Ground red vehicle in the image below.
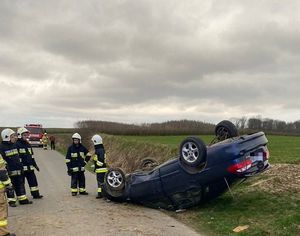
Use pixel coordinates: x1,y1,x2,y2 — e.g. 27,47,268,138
24,124,45,147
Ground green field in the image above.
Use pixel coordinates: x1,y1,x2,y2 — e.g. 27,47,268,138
120,134,300,164
118,134,300,236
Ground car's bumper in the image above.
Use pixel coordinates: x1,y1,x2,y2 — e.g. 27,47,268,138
241,161,271,177
29,141,42,146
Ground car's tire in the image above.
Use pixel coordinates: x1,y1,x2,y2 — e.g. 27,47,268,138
215,120,238,141
105,168,125,192
140,158,159,170
179,137,207,168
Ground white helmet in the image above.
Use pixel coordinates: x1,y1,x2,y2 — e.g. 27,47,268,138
91,134,102,145
72,133,81,141
17,127,29,138
1,128,16,142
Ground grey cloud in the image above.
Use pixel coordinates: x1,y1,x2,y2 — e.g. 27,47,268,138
0,0,300,127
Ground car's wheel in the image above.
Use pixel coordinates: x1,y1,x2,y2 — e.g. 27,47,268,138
179,137,207,168
215,120,238,141
140,158,159,170
105,168,125,191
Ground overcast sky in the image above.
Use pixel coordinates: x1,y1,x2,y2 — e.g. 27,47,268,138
0,0,300,127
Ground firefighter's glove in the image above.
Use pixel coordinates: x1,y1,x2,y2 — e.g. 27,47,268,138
6,185,14,196
34,165,40,172
67,169,72,176
85,154,91,163
0,170,8,182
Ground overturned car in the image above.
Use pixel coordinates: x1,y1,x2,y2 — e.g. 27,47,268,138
103,120,270,210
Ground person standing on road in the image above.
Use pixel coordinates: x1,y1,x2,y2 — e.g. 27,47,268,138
42,133,48,150
65,133,91,196
49,135,56,150
0,128,32,207
0,152,16,236
16,128,43,199
91,134,108,199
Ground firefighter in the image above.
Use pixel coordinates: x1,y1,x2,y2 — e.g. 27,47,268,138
0,128,32,206
91,134,107,199
65,133,90,196
42,133,48,150
0,152,16,236
16,128,43,199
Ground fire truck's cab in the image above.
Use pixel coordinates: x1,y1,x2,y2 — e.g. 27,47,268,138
25,124,45,147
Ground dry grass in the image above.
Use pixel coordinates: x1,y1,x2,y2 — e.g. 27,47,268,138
249,164,300,194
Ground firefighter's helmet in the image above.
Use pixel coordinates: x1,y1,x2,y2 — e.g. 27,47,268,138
91,134,102,145
17,127,29,139
1,128,16,142
72,133,81,141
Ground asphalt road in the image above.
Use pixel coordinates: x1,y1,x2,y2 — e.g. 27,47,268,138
8,148,201,236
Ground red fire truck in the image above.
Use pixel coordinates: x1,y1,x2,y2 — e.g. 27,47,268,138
25,124,45,147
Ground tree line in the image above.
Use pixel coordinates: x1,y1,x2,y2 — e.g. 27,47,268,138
75,120,215,135
76,117,300,136
232,116,300,135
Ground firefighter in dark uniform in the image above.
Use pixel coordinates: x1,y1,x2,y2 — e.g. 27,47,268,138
91,134,108,199
0,128,32,207
66,133,90,196
16,127,43,199
0,152,16,236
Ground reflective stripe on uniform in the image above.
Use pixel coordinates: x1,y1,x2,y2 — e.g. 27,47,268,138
96,161,103,167
0,219,8,227
79,188,86,192
5,149,18,156
79,152,85,158
19,148,26,154
17,195,28,201
0,183,5,190
2,179,11,186
97,188,102,193
0,158,5,165
71,153,78,158
80,167,85,171
95,168,108,173
9,170,22,176
7,198,16,203
30,186,39,192
65,159,71,163
72,167,79,172
23,165,35,171
71,188,78,193
93,155,97,161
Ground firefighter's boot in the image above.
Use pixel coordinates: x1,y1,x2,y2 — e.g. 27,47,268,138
33,195,43,199
96,192,103,199
19,199,33,205
8,202,17,207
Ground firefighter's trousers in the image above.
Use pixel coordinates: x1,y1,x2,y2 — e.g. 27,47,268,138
0,188,9,236
7,174,29,204
23,170,41,198
96,172,105,194
71,171,86,193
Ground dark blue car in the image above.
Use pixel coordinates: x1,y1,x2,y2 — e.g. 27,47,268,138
103,120,270,210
